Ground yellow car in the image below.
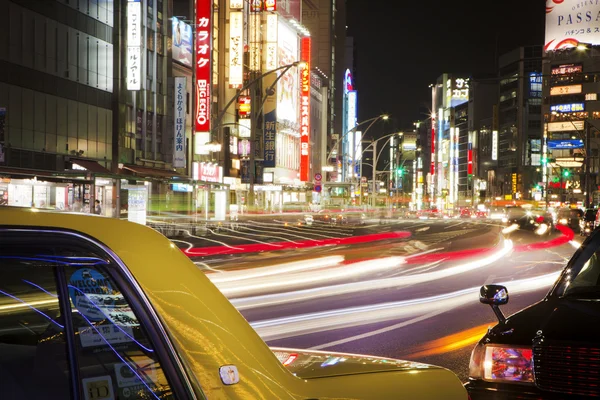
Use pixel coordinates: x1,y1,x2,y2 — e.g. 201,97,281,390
0,207,467,399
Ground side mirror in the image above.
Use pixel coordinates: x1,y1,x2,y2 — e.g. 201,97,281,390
480,284,509,305
480,284,509,323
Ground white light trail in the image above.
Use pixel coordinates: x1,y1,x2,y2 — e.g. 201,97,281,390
250,270,561,341
216,256,406,297
230,240,512,310
209,256,344,284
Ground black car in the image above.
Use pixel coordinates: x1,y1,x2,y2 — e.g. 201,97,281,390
580,208,597,237
466,229,600,399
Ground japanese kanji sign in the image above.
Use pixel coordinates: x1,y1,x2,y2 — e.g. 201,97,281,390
196,0,212,133
127,0,141,91
300,37,311,181
173,77,187,168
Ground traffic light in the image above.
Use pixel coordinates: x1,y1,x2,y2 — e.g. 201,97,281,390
563,169,570,178
541,157,548,165
396,167,404,177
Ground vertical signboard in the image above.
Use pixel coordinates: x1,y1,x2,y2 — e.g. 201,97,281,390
492,130,498,161
347,90,357,160
299,37,311,181
174,77,187,168
196,0,212,133
127,0,142,91
264,0,277,11
229,11,243,87
263,14,278,168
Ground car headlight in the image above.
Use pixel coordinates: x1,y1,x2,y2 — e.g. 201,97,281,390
559,218,568,225
469,344,534,383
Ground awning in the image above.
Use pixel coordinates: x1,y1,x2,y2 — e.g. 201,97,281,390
0,166,91,183
121,164,188,180
68,158,111,174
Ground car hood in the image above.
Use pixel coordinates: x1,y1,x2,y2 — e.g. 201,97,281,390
270,347,439,379
487,297,600,345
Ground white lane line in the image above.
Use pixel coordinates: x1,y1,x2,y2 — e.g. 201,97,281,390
309,309,448,350
416,227,430,232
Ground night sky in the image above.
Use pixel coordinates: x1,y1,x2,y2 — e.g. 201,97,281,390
346,0,546,133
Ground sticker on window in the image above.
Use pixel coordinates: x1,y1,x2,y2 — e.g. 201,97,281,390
68,269,139,327
79,325,135,348
82,375,115,400
114,361,158,398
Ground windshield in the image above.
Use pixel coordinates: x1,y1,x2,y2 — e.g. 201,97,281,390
585,210,597,220
554,242,600,298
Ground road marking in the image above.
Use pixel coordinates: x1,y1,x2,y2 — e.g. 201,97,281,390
445,222,464,229
309,309,450,350
416,227,430,232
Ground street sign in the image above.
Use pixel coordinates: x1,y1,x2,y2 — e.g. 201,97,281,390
314,173,322,181
314,184,322,192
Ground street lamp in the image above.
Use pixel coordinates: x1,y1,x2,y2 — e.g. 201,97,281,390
360,132,400,208
326,114,389,182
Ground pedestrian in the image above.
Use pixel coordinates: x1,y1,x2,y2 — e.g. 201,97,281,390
94,200,102,215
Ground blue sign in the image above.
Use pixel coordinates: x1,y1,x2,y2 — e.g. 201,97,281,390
550,103,585,113
171,183,193,192
548,139,584,150
529,72,542,98
263,109,277,168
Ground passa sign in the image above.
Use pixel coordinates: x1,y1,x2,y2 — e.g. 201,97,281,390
193,162,222,183
300,37,311,182
196,0,211,133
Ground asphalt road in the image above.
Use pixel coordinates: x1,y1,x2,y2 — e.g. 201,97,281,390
173,218,577,382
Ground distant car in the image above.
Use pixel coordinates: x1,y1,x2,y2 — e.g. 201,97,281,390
580,208,597,237
466,227,600,399
0,207,468,400
459,208,472,219
556,207,583,233
474,210,488,219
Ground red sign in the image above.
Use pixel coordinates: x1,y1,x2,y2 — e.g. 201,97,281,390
195,0,211,133
238,96,251,118
250,0,262,12
300,37,311,182
265,0,277,11
197,163,221,183
467,143,473,175
430,119,436,176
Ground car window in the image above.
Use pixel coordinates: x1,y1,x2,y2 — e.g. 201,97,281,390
0,258,72,399
0,230,178,400
556,247,600,298
65,264,176,400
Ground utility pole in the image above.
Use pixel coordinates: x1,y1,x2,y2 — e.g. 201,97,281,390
585,120,592,208
371,139,377,208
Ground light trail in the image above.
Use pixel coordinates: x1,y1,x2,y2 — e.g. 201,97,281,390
213,225,301,244
250,271,561,342
401,322,494,359
229,240,511,310
180,229,241,250
217,256,406,297
209,256,344,284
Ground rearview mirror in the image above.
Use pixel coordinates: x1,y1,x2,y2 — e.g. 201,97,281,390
480,285,509,324
479,284,509,305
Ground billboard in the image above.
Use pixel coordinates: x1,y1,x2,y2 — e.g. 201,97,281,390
195,0,212,133
299,37,311,181
550,102,585,113
173,77,187,168
126,0,142,91
277,21,299,124
172,17,193,68
545,0,600,51
229,12,244,86
548,139,584,149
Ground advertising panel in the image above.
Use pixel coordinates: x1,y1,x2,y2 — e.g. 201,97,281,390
172,17,193,68
545,0,600,51
173,77,187,168
277,21,299,124
277,0,301,20
550,102,585,113
550,84,582,96
547,120,584,132
492,130,498,161
548,139,584,149
552,64,583,75
126,0,142,91
300,37,311,181
347,90,357,159
264,110,277,167
196,0,212,133
529,72,542,98
229,12,244,87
